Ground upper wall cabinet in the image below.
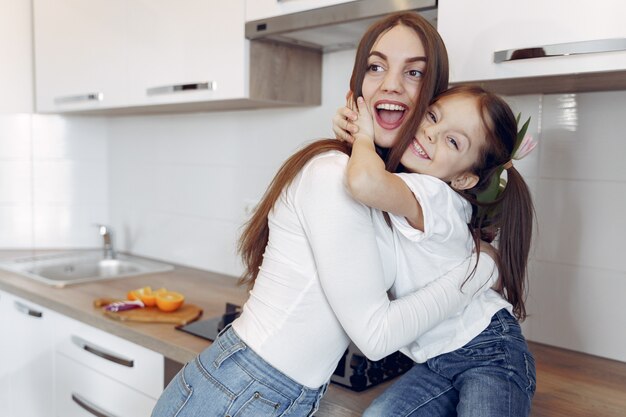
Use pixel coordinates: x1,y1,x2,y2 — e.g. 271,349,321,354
126,0,245,107
0,0,33,113
438,0,626,94
246,0,358,21
33,0,321,114
34,0,129,113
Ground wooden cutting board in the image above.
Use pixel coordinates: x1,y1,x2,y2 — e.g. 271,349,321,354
94,298,203,325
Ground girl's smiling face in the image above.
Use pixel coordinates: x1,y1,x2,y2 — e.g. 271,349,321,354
401,94,487,190
361,24,427,149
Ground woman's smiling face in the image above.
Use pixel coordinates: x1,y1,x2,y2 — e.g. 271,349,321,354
361,24,427,149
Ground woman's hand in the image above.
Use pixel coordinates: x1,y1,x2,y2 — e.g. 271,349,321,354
478,240,496,259
332,94,359,144
478,240,502,291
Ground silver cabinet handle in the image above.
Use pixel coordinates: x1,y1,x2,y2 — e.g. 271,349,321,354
54,92,104,104
14,301,43,318
494,38,626,63
72,393,119,417
71,335,134,368
146,81,216,96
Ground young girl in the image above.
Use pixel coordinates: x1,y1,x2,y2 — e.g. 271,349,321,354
347,85,536,416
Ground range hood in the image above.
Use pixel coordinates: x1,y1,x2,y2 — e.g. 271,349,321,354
245,0,438,53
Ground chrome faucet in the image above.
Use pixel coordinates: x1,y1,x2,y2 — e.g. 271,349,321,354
96,224,116,259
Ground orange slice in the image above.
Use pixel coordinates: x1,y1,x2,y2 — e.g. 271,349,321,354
127,286,168,307
155,291,185,312
140,287,168,307
127,286,152,302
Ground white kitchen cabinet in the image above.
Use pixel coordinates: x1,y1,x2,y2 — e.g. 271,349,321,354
438,0,626,88
54,313,164,400
33,0,129,113
127,0,246,107
246,0,358,21
0,288,164,417
0,291,56,417
55,353,156,417
0,0,33,113
0,291,9,416
33,0,321,114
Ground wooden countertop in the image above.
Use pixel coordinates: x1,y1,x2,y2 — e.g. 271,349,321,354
0,251,387,416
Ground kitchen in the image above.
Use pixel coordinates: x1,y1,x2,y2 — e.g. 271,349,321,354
1,0,626,416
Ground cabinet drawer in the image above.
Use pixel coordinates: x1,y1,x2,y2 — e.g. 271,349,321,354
55,315,163,399
56,353,156,417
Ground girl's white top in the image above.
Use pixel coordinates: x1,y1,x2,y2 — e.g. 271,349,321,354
391,172,511,363
233,151,505,388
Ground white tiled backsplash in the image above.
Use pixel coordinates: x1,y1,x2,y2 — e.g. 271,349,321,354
0,114,108,248
107,50,355,273
1,50,625,362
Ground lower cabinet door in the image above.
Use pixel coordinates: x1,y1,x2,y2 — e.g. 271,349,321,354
56,353,157,417
0,292,55,417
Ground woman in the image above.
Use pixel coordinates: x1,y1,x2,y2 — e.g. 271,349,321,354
151,12,497,417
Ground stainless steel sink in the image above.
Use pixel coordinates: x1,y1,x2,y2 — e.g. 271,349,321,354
0,251,173,287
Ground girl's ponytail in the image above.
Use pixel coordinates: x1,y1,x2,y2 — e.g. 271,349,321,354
495,166,535,320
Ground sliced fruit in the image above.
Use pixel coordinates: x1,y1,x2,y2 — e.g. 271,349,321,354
141,287,167,307
155,291,185,312
127,286,152,301
127,286,168,307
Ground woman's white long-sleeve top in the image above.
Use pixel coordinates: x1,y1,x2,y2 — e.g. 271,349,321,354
233,151,497,388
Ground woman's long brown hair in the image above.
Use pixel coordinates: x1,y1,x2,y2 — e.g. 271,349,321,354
238,12,449,288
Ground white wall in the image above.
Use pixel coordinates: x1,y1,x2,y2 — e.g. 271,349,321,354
516,91,626,362
107,50,355,274
0,114,109,249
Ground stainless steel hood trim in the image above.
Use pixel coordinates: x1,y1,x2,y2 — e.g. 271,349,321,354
246,0,438,51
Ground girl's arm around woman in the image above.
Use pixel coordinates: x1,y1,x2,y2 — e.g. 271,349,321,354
295,151,497,360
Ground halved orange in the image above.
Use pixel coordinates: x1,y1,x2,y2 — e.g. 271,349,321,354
155,291,185,312
127,286,152,302
140,287,168,307
127,286,168,307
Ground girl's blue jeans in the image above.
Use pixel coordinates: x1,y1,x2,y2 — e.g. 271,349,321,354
151,325,327,417
363,309,536,417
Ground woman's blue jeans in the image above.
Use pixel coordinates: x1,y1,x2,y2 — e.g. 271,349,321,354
151,326,327,417
363,309,536,417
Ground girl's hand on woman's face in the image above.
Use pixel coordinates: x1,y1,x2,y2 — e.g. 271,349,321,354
353,97,375,143
332,105,359,144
